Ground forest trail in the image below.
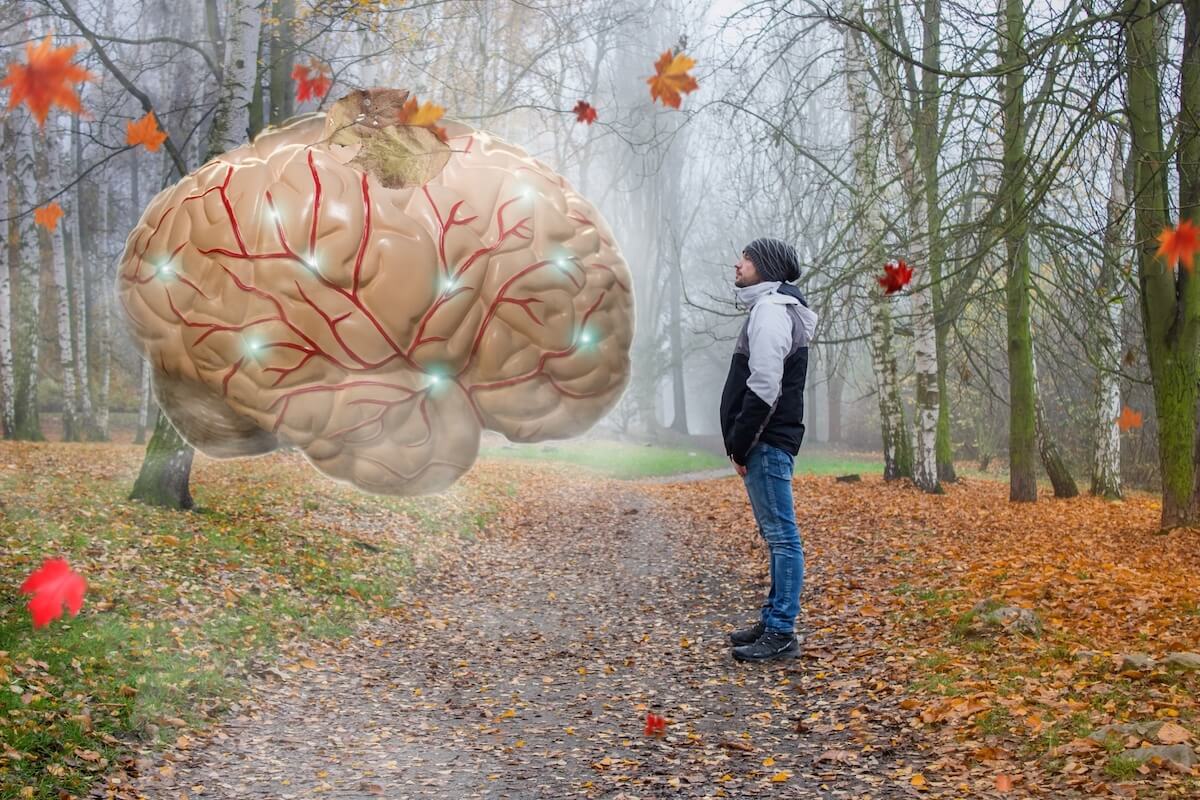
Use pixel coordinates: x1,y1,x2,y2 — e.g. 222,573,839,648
131,472,925,799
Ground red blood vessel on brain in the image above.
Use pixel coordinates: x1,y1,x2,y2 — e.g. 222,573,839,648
117,89,634,496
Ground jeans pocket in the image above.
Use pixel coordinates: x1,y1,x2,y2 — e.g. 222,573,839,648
764,446,795,480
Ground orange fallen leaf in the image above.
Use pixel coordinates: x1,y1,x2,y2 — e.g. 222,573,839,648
910,773,927,788
995,774,1014,792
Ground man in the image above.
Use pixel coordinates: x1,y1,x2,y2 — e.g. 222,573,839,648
719,237,818,662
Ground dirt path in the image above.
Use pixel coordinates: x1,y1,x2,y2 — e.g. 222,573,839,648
132,474,927,799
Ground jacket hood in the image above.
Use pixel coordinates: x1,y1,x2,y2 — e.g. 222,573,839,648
735,281,819,342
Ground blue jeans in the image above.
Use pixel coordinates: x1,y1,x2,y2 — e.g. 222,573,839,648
741,442,804,633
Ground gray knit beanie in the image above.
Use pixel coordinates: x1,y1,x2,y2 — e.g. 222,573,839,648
743,237,801,283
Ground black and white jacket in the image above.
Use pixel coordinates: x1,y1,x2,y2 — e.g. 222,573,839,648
719,281,819,466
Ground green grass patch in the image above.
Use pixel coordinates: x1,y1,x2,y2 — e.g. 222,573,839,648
1104,754,1145,780
0,443,518,800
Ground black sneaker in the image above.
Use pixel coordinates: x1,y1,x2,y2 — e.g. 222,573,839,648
729,621,765,646
732,631,800,662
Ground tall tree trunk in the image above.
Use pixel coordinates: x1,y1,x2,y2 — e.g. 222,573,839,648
1032,346,1079,497
135,358,151,445
873,3,939,493
1000,0,1038,502
268,0,295,125
0,120,15,438
1125,0,1200,529
667,262,688,434
844,0,912,479
1092,129,1128,499
826,363,843,443
41,133,79,441
70,113,96,438
129,413,195,509
917,0,957,483
207,0,263,159
13,127,44,441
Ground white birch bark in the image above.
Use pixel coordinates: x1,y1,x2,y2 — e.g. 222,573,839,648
136,357,151,444
71,115,94,434
844,0,909,479
17,127,41,433
871,5,940,492
48,140,79,439
1093,130,1127,498
207,0,264,158
0,121,14,437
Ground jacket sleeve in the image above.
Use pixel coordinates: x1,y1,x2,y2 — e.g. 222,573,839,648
727,303,791,464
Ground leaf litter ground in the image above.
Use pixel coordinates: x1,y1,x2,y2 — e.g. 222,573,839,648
3,442,1199,798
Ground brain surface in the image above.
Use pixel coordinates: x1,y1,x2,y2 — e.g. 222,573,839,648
117,90,634,496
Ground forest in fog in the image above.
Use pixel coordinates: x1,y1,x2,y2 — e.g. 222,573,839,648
2,0,1198,527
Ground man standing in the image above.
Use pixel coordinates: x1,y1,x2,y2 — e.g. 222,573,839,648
719,238,818,662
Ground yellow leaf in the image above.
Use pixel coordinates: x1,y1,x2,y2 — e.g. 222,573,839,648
911,773,927,787
762,757,776,767
498,708,516,719
770,771,792,782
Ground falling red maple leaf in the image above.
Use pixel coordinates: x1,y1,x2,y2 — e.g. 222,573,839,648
647,49,699,109
0,35,96,127
126,111,167,152
34,201,64,232
1116,406,1143,432
20,558,87,628
573,100,598,125
878,259,913,295
1156,219,1199,272
644,712,667,736
292,61,332,103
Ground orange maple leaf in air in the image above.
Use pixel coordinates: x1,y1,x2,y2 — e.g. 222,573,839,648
1156,219,1199,272
126,111,167,152
397,95,448,142
34,202,64,232
1,35,96,127
647,49,699,109
1116,406,1142,432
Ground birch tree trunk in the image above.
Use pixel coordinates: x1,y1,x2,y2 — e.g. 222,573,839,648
206,0,263,159
70,113,95,438
916,0,957,483
49,208,79,442
872,3,939,493
1124,0,1200,529
0,120,15,438
844,0,912,480
1092,130,1128,499
135,358,151,445
13,126,43,441
999,0,1038,502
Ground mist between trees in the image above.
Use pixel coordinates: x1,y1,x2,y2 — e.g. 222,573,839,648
1,0,1196,528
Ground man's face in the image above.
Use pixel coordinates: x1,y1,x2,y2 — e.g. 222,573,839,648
734,253,761,288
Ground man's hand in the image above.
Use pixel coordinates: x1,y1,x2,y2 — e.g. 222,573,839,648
731,456,747,477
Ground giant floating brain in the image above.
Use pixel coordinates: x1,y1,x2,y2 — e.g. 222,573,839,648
117,89,634,496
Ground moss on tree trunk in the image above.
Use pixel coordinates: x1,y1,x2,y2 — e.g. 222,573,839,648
129,413,194,510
